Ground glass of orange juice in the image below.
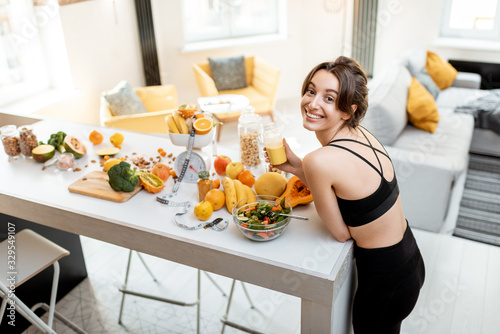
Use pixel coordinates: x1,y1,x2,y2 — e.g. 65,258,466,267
263,123,287,165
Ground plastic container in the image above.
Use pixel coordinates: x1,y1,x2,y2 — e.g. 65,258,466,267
238,106,262,169
263,123,287,165
18,125,38,158
56,153,75,170
1,125,21,159
197,171,212,202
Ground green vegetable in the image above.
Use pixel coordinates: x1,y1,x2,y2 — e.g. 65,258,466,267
107,161,141,192
40,131,67,152
236,198,291,229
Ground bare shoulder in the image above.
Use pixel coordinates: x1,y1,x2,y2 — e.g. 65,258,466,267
303,146,343,174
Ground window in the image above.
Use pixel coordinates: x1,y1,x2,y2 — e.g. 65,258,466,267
440,0,500,40
0,0,71,108
182,0,286,50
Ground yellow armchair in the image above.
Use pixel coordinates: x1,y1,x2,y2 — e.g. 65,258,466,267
100,84,178,134
193,56,280,140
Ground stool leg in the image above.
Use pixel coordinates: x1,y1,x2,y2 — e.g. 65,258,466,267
47,261,60,328
197,269,201,334
118,250,133,324
136,252,159,282
221,279,236,334
240,282,255,309
0,293,7,326
203,271,226,297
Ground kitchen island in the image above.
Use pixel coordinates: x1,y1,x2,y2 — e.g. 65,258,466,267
0,116,354,333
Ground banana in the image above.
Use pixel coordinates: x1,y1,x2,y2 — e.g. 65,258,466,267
173,111,189,134
232,179,246,206
222,177,237,213
243,184,257,204
166,115,180,133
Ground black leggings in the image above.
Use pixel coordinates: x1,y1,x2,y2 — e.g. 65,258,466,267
352,222,425,334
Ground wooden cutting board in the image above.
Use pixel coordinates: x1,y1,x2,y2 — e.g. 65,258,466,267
68,171,142,202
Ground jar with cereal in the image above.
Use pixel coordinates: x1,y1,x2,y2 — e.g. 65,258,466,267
238,106,262,169
18,125,38,158
1,125,21,160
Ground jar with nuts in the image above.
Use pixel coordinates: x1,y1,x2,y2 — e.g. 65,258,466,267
18,125,38,158
237,106,263,169
1,125,21,160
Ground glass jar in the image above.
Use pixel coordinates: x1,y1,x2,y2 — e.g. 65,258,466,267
18,125,38,158
197,171,212,202
263,123,287,165
238,106,263,169
57,153,75,170
1,125,21,159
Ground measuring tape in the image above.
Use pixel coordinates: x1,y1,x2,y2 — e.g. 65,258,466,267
157,119,228,231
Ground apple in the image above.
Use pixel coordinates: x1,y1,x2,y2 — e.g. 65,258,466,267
214,155,232,175
226,161,244,179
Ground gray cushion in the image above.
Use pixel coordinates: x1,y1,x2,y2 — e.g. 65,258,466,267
208,56,247,91
103,81,147,116
362,63,412,145
415,69,440,99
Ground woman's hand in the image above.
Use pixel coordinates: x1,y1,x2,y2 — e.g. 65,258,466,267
264,138,307,183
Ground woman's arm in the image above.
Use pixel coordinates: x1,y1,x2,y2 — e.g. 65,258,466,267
302,151,352,243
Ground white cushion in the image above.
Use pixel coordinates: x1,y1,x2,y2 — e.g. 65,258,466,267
436,87,489,109
397,44,426,76
103,81,147,116
362,63,412,145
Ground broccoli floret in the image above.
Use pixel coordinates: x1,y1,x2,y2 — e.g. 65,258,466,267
46,131,67,152
107,161,141,192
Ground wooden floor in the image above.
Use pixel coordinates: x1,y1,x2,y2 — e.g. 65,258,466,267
24,97,500,333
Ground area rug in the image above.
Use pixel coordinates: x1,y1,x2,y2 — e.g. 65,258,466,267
454,153,500,247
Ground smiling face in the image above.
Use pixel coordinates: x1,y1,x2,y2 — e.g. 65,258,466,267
300,69,350,137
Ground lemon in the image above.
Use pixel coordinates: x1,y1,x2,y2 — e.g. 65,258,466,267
110,132,124,148
194,200,213,221
103,158,121,172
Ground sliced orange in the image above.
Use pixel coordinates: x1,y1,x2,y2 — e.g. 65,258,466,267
193,118,213,135
139,172,165,194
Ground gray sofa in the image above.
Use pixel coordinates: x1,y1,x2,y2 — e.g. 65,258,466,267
362,46,486,233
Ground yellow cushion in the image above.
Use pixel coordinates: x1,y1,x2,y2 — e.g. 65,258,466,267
407,77,440,133
425,51,458,90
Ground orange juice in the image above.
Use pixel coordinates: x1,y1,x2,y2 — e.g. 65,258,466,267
266,144,287,165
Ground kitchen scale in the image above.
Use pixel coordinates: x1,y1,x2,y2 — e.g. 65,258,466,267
174,149,210,183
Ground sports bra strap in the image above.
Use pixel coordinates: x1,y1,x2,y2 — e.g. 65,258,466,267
359,128,383,174
328,138,391,160
327,144,384,177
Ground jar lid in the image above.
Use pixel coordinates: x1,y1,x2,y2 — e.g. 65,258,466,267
198,171,210,179
238,106,262,124
0,125,17,135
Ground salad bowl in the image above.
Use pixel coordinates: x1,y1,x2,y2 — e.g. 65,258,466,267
232,195,292,242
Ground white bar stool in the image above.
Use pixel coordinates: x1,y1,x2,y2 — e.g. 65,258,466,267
118,250,228,334
0,229,86,333
220,279,259,334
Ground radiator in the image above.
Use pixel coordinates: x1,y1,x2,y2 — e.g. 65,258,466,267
352,0,379,77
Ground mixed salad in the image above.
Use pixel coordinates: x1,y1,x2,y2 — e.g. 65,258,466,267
235,197,291,229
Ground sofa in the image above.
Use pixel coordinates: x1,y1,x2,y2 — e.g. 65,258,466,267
362,46,486,233
100,84,178,134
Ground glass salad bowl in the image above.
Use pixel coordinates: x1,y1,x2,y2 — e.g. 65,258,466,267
232,195,292,242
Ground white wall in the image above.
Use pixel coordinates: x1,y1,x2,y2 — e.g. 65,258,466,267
36,0,348,125
373,0,500,75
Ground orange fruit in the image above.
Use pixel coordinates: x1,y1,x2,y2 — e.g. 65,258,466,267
193,118,213,135
212,178,220,189
237,170,255,187
139,172,165,194
195,113,205,119
204,189,225,211
194,200,213,221
89,130,103,145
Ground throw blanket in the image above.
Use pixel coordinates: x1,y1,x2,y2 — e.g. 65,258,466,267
455,89,500,135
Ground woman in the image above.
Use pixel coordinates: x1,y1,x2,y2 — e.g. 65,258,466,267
268,56,425,333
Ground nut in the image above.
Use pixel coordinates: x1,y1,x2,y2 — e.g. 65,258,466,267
239,132,260,167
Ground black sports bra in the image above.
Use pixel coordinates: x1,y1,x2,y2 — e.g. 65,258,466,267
327,128,399,227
